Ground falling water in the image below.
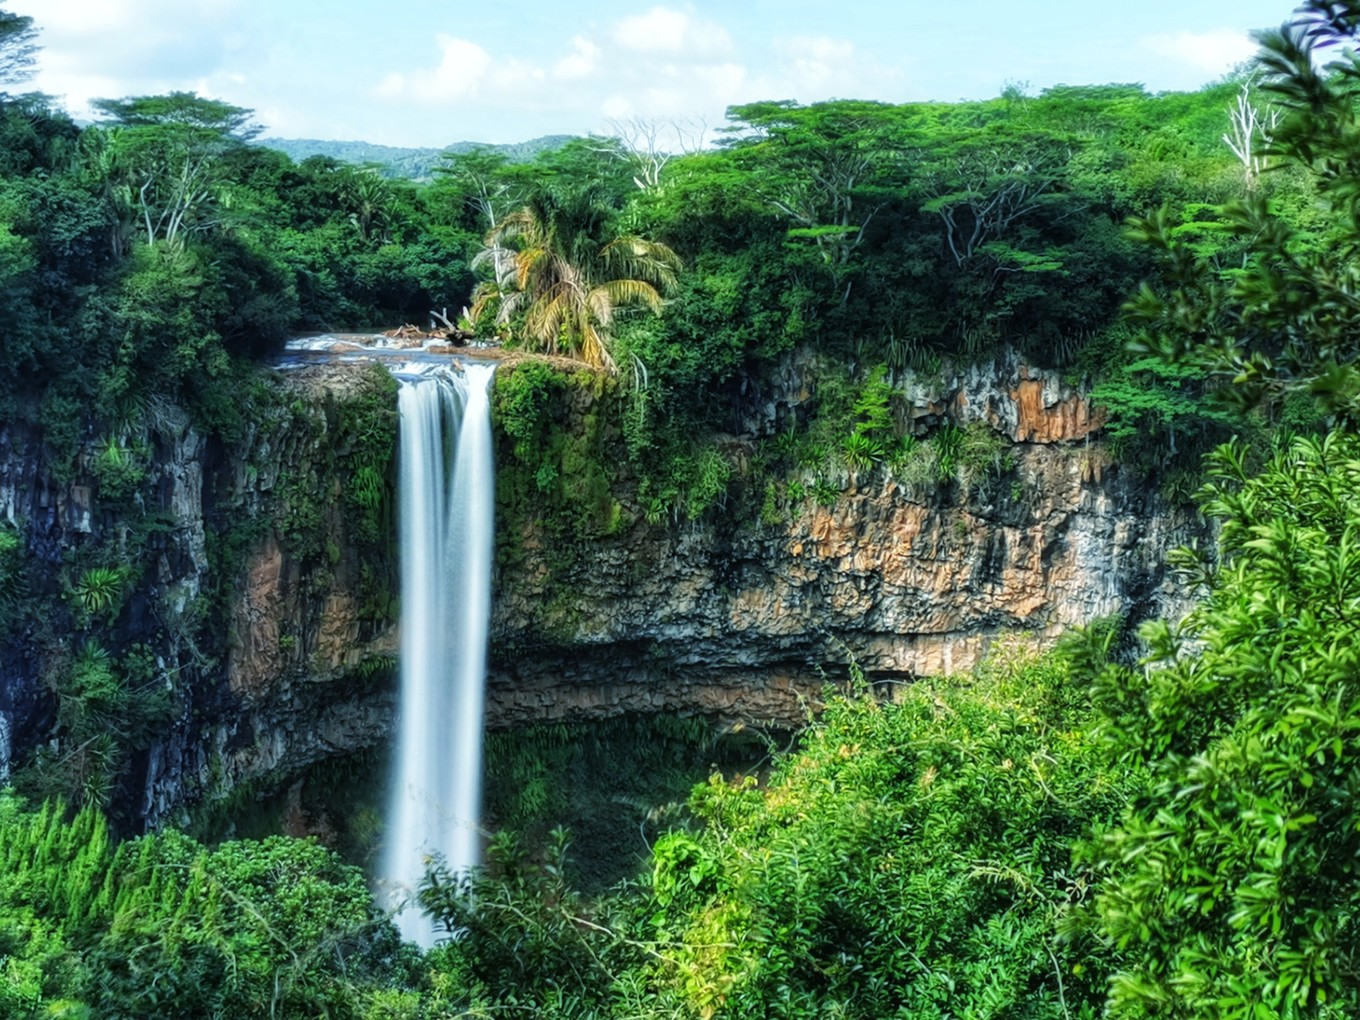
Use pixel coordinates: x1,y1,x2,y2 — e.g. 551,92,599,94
382,360,496,948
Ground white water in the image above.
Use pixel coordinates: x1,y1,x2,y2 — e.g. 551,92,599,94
382,360,496,947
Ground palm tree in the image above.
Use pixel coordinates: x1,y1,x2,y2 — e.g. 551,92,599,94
471,190,681,372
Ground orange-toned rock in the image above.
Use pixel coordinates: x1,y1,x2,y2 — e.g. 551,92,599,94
1011,376,1104,442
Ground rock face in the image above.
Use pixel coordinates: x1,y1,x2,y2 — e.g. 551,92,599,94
0,365,399,828
0,347,1203,826
490,349,1198,725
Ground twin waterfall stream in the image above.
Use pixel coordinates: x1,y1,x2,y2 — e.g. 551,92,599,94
381,360,496,947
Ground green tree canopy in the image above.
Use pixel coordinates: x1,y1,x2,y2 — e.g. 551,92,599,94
1126,1,1360,424
1092,434,1360,1017
90,91,261,140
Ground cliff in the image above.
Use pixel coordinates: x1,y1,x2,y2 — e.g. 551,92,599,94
0,364,399,827
491,348,1198,723
0,348,1201,826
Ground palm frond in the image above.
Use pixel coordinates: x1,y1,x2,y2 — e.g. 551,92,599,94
525,290,573,351
481,200,681,373
577,319,616,373
595,279,665,314
601,236,683,293
468,281,500,323
486,206,540,247
515,246,552,291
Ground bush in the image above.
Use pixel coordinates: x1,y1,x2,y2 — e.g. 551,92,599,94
649,645,1138,1019
1091,433,1360,1017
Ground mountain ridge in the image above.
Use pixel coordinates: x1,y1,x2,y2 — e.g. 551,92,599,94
259,134,575,179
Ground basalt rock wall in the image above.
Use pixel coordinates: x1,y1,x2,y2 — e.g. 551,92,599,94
0,348,1201,827
0,365,399,828
489,348,1200,723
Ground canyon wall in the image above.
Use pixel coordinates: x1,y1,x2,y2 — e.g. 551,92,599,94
0,365,399,827
0,349,1203,826
491,348,1200,723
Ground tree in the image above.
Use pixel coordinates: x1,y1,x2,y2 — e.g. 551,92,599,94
722,100,909,299
649,646,1133,1019
335,164,400,244
1088,5,1360,1013
1222,80,1280,192
90,91,261,139
432,146,520,230
90,92,259,249
604,115,707,192
1126,2,1360,424
0,8,37,91
471,189,681,371
0,794,407,1018
920,125,1074,267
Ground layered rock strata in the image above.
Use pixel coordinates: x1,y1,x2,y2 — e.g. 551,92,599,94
0,349,1200,826
492,349,1193,725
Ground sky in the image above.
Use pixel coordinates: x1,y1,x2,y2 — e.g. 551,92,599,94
9,0,1301,148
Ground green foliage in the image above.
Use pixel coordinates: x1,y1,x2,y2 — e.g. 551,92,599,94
1123,5,1360,426
37,638,173,807
472,186,681,371
647,644,1134,1019
67,566,127,620
493,362,625,549
0,793,408,1019
761,362,914,496
1085,37,1360,1013
411,648,1142,1019
835,364,900,473
420,828,645,1018
89,436,148,503
333,365,399,548
496,357,565,460
482,715,764,893
0,522,26,635
6,25,1356,1019
679,447,732,520
1092,356,1247,484
1089,433,1360,1017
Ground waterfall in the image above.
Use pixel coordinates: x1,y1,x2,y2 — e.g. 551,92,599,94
382,360,496,948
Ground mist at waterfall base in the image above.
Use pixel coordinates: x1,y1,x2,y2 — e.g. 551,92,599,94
381,361,496,948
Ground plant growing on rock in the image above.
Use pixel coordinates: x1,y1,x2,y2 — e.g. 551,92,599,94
68,565,128,620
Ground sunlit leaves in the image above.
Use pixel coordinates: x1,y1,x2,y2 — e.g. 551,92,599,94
1094,433,1360,1018
650,645,1136,1018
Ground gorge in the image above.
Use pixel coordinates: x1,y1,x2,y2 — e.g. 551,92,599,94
0,343,1199,832
7,10,1360,1007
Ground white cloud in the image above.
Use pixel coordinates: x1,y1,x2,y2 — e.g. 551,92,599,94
601,94,634,119
554,36,600,81
775,36,857,90
367,6,910,143
29,0,132,34
1141,28,1258,75
692,62,747,96
375,34,494,103
746,35,903,106
13,0,246,116
371,9,749,136
612,6,732,59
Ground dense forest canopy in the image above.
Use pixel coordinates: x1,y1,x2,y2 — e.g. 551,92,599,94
4,0,1360,1017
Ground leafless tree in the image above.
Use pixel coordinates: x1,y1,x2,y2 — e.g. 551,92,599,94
1223,82,1280,192
604,116,709,191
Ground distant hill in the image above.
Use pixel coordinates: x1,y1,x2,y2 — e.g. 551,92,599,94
259,135,575,180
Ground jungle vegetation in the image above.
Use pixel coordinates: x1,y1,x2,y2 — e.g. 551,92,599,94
4,0,1360,1017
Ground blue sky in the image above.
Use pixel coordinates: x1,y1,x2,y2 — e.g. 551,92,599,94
12,1,1297,146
